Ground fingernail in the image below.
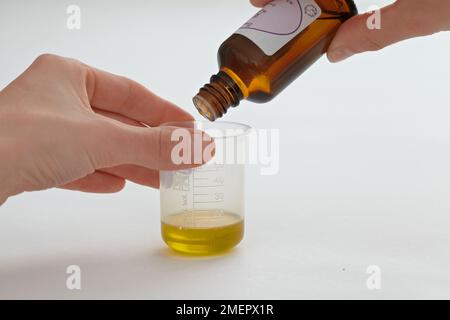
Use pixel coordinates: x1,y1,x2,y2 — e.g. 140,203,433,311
328,47,353,63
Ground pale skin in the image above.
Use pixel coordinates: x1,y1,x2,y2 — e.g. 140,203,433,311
1,1,450,205
0,54,213,206
250,0,450,62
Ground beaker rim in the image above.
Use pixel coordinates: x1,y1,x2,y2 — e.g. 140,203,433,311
160,120,252,139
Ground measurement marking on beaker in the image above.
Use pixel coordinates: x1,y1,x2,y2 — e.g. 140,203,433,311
193,193,209,196
193,177,208,180
193,200,224,204
194,185,224,188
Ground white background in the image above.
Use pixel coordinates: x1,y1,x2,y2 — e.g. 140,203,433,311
1,0,449,299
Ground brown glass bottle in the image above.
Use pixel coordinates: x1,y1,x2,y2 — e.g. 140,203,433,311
193,0,357,121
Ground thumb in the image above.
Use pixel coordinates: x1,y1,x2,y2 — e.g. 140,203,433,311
90,121,215,171
327,2,440,63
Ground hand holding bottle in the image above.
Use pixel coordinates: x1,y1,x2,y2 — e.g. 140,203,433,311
194,0,357,120
251,0,450,62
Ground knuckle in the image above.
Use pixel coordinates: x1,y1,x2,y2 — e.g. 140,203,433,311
78,117,119,167
363,36,384,52
32,53,61,66
147,127,170,169
149,127,164,168
121,126,164,169
31,54,85,75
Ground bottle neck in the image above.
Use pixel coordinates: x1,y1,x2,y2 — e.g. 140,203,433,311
193,71,244,121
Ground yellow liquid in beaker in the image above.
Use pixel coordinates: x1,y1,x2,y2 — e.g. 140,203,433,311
161,210,244,255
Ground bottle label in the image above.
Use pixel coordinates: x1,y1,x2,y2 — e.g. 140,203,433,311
235,0,322,56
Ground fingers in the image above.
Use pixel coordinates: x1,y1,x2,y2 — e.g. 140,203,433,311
92,110,161,188
100,165,160,189
61,171,126,193
88,121,215,171
93,108,144,127
250,0,271,7
85,67,193,126
328,1,443,62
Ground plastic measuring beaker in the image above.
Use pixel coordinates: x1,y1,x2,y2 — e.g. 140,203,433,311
160,121,250,255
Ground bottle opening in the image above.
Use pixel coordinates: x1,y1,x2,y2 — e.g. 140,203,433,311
193,91,221,122
193,71,243,121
